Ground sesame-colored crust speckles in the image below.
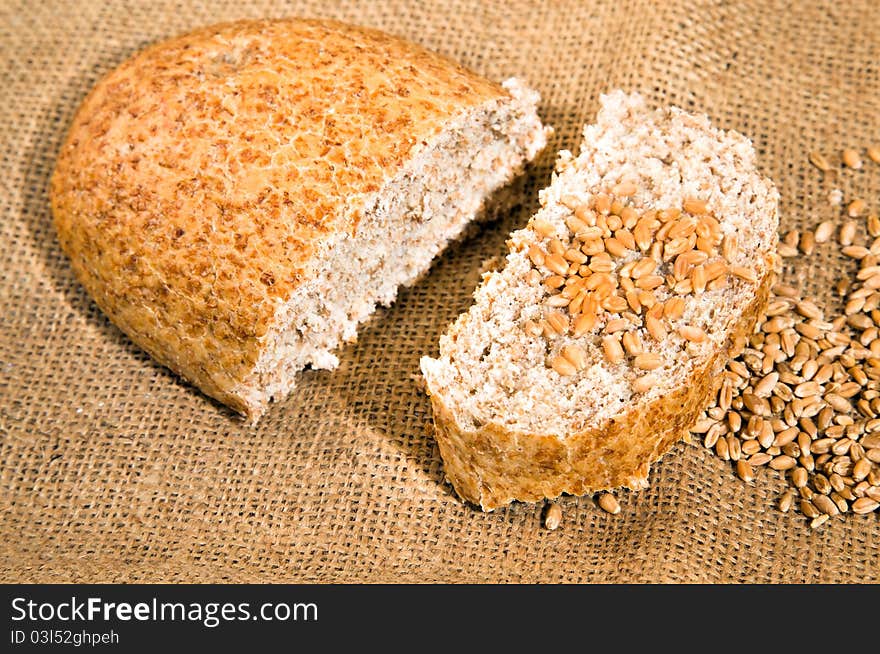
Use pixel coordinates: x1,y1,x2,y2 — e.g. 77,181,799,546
51,18,506,415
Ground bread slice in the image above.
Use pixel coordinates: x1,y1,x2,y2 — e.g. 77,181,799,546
420,90,779,510
51,18,549,419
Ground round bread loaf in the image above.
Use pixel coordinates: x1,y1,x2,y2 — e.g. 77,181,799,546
51,18,548,418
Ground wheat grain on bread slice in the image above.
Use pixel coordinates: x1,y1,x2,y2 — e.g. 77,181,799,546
50,18,549,420
420,90,779,510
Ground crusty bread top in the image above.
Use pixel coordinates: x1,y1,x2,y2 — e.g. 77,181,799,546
422,91,779,436
51,18,509,405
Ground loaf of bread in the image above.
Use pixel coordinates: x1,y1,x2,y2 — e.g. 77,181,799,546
420,91,779,509
51,18,549,419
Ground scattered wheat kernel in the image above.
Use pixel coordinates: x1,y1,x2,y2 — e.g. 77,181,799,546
851,497,879,514
525,269,542,286
618,206,638,226
800,499,821,518
636,274,665,290
559,194,581,210
561,344,588,371
646,315,667,341
564,248,589,264
722,234,737,261
791,466,808,488
730,265,757,282
691,264,707,293
632,374,656,393
840,220,857,245
809,151,831,171
704,261,727,282
813,494,839,516
550,354,578,376
862,435,880,449
778,243,799,258
572,310,597,337
604,237,627,257
664,297,686,320
544,253,570,276
848,199,867,218
754,371,779,397
799,230,816,255
770,455,797,471
544,503,563,530
602,335,625,363
545,311,569,335
578,226,604,241
544,275,566,290
715,438,730,461
810,514,830,529
601,294,629,313
532,218,556,238
523,320,543,337
545,294,572,308
773,429,799,449
683,197,708,215
852,458,871,482
570,199,592,218
604,318,628,334
634,353,662,370
857,265,880,280
842,148,862,169
814,221,834,243
736,459,755,483
727,411,742,432
566,214,589,235
593,194,612,215
597,492,621,515
665,238,691,260
668,217,697,241
549,238,566,255
703,426,723,451
612,180,637,197
726,435,742,462
779,490,795,513
842,245,869,259
622,331,643,356
638,290,657,309
867,146,880,163
528,244,546,266
679,325,707,342
625,290,641,312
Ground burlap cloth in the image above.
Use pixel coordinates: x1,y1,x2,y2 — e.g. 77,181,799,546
1,0,878,584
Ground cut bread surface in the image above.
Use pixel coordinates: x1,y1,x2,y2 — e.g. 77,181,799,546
421,90,779,509
248,80,548,411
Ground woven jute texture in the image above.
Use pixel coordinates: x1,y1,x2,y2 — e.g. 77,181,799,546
1,0,878,583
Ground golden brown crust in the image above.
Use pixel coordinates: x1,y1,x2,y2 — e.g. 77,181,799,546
428,261,775,510
51,18,507,414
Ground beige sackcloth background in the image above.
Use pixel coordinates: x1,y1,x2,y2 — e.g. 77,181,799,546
1,0,878,583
